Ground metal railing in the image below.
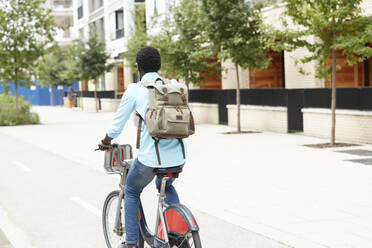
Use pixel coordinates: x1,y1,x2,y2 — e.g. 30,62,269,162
111,28,124,40
53,0,72,8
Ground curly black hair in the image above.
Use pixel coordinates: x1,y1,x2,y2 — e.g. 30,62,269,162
136,46,161,73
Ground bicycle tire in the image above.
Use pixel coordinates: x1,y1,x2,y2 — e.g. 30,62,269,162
102,190,144,248
169,231,202,248
191,231,202,248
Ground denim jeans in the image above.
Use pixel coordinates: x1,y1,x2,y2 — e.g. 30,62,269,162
124,158,180,245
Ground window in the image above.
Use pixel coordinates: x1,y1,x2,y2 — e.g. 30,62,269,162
154,0,158,16
110,9,124,40
78,5,83,19
89,0,103,13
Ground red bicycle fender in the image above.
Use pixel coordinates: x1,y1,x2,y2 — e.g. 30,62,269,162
163,204,199,236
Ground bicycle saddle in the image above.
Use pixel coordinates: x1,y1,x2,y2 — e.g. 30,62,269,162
153,166,183,178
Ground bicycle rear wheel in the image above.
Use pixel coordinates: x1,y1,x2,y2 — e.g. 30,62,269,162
102,191,145,248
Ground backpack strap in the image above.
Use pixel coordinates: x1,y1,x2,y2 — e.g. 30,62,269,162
155,77,165,85
153,137,162,165
139,80,151,87
178,138,186,159
136,112,143,149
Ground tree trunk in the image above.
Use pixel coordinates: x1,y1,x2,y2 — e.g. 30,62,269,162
14,81,18,111
331,49,337,145
79,82,83,110
79,92,83,110
60,89,63,107
94,88,98,113
50,86,55,106
235,63,241,133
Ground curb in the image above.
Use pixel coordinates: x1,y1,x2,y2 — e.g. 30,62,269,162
0,229,13,248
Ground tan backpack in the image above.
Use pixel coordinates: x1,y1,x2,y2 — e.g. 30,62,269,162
136,78,195,165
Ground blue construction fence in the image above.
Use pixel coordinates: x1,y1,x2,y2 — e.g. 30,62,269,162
0,82,78,106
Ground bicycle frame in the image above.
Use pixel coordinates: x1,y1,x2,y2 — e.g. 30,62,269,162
113,161,199,248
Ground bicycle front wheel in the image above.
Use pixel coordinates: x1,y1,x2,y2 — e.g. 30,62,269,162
102,190,144,248
103,190,124,248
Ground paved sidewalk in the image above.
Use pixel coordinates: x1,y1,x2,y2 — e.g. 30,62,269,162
1,106,372,248
0,229,12,248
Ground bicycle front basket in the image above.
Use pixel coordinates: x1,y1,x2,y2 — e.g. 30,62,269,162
103,144,133,174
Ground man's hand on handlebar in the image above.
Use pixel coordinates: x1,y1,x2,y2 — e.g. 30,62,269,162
95,134,113,151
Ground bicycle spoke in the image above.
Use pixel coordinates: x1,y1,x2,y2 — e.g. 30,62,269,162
103,192,125,248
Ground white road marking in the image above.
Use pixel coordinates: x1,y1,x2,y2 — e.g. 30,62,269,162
0,206,35,248
71,197,115,223
71,197,102,218
11,160,31,172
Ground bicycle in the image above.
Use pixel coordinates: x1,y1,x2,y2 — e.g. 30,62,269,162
100,143,202,248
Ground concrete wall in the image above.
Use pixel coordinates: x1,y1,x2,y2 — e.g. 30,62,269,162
100,98,121,112
361,0,372,16
284,47,324,89
227,105,287,133
262,5,324,89
302,108,372,144
189,103,219,124
81,97,98,112
63,97,69,107
104,64,118,91
218,4,326,89
221,59,250,89
123,58,133,88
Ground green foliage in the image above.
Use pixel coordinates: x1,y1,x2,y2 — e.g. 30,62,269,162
63,35,113,86
277,0,372,79
59,42,84,82
202,0,271,70
126,5,148,75
0,0,57,89
151,0,220,85
0,94,39,126
36,46,73,88
126,0,220,86
78,35,114,84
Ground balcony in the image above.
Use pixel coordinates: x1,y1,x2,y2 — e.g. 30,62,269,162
53,0,72,9
111,28,124,40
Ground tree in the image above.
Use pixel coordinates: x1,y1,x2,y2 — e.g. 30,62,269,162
126,0,219,87
59,40,86,109
151,0,220,86
0,0,57,110
126,4,149,77
37,46,73,106
202,0,271,132
278,0,372,145
77,35,114,112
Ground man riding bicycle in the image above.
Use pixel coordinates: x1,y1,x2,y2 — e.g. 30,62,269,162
99,46,186,248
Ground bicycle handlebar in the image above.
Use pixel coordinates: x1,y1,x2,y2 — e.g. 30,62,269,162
94,142,119,151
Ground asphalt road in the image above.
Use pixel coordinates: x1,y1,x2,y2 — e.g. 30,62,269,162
3,106,372,248
0,131,288,248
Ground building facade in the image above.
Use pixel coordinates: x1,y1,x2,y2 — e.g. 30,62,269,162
71,0,145,96
45,0,74,46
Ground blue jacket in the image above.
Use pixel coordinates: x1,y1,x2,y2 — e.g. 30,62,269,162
107,72,186,167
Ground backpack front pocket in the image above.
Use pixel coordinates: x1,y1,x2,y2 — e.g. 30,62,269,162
159,106,190,137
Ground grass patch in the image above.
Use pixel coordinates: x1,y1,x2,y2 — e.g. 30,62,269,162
0,94,40,126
